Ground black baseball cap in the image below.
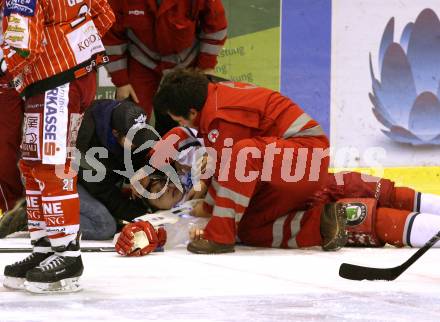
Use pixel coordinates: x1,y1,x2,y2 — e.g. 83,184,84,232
111,100,157,147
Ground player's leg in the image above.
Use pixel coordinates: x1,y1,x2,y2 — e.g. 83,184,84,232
78,183,117,240
128,59,160,119
233,136,341,251
21,73,96,293
128,59,177,134
3,160,53,290
376,208,440,247
24,161,83,293
237,202,346,251
316,171,440,214
188,136,340,253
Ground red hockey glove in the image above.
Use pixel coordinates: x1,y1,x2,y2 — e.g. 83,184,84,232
115,221,167,257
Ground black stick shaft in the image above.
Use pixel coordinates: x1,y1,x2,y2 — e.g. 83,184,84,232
339,230,440,281
399,231,440,272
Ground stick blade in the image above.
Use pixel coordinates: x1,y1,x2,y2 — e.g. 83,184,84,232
339,263,400,281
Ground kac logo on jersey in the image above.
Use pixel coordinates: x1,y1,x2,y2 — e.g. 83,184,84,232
345,202,367,226
4,0,36,17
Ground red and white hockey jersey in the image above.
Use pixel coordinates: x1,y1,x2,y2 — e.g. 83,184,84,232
1,0,115,97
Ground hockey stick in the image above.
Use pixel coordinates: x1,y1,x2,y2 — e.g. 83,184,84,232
339,230,440,281
0,247,116,253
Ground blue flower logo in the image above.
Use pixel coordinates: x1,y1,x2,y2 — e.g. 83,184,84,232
370,9,440,145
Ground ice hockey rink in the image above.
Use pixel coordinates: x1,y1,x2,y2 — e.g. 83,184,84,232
1,237,440,322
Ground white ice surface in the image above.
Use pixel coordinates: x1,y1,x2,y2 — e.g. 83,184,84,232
0,238,440,322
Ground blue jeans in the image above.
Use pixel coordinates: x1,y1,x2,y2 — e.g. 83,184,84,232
79,184,117,240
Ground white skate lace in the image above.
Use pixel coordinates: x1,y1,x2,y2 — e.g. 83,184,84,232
37,255,65,271
15,253,37,265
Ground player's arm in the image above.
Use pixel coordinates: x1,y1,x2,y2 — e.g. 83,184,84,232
199,119,253,213
1,1,45,74
196,0,228,71
90,0,115,37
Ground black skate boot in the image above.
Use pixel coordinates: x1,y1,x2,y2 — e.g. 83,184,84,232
321,203,348,251
24,235,83,294
3,237,53,290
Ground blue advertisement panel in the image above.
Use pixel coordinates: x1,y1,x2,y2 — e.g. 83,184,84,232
280,0,332,135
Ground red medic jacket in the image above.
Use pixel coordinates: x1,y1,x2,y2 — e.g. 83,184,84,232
195,82,329,155
102,0,228,87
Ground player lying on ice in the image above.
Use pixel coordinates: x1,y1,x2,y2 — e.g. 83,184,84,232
117,169,440,256
115,69,440,256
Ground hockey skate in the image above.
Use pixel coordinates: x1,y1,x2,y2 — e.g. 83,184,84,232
24,254,84,294
3,237,53,290
321,202,348,251
24,234,84,294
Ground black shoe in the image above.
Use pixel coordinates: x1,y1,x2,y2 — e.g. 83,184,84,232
187,239,235,254
3,237,53,290
321,203,348,251
0,198,27,238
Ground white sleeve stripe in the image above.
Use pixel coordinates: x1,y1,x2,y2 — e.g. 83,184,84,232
26,190,42,195
199,28,227,41
41,194,79,202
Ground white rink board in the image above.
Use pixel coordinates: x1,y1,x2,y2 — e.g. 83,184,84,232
331,0,440,167
1,241,440,322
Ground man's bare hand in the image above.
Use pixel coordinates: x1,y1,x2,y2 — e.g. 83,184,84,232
189,226,204,241
190,200,211,218
186,180,208,200
116,84,139,103
201,68,215,75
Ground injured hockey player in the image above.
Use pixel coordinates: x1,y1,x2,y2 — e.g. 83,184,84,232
116,169,440,256
114,117,440,256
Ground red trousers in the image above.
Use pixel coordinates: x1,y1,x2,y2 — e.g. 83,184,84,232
0,87,24,212
205,159,419,248
20,73,96,248
127,58,179,135
203,135,330,247
127,58,160,119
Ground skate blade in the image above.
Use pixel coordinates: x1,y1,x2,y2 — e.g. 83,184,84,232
3,277,26,290
24,277,82,294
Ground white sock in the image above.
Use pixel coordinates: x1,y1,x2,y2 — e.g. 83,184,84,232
416,193,440,215
403,212,440,247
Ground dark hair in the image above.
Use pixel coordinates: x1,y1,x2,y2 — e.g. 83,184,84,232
153,69,209,118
